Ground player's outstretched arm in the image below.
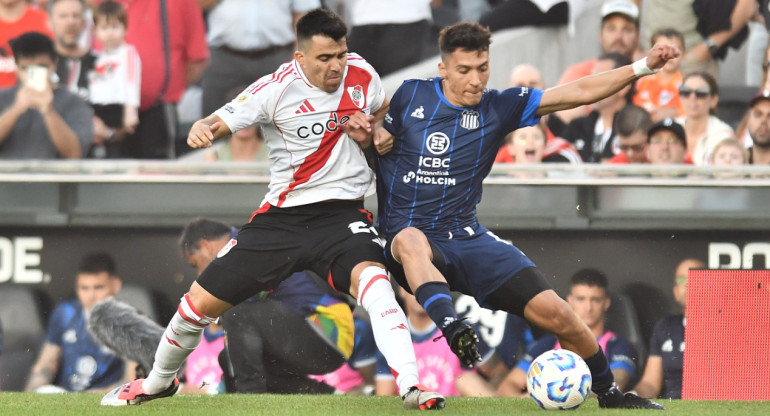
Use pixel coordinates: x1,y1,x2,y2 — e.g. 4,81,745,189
187,114,232,149
536,43,680,116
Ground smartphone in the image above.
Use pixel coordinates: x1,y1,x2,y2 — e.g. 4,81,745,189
25,65,48,92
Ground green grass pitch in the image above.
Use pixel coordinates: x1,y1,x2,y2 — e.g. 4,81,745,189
1,393,768,416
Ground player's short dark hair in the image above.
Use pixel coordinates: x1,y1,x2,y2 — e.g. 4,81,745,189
179,217,232,256
570,268,609,290
615,104,652,137
78,252,117,276
597,52,632,70
296,8,347,44
651,27,685,50
10,32,56,63
94,0,128,27
438,22,492,57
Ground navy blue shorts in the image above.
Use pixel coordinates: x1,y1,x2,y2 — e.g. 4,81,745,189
385,224,550,315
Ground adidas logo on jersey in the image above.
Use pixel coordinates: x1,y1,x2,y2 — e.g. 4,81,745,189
411,106,425,119
295,99,316,114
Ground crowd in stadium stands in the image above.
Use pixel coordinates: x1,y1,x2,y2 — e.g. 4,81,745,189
0,0,768,399
0,0,767,168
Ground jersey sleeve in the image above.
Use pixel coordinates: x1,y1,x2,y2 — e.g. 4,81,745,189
125,44,142,108
606,337,639,379
495,87,543,132
45,303,71,347
213,78,273,133
383,79,420,137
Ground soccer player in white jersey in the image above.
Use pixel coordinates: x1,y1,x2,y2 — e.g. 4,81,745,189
101,9,444,410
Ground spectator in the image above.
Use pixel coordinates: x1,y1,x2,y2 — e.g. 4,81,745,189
95,0,208,159
24,252,135,393
563,52,633,163
179,218,357,394
497,268,639,396
347,0,434,76
745,90,770,165
496,125,548,178
506,63,581,162
558,0,641,84
709,137,748,177
50,0,94,101
633,258,705,400
0,31,94,159
375,286,496,397
646,117,688,165
608,104,653,164
555,0,640,125
633,28,686,122
640,0,754,78
199,0,318,116
675,71,734,165
89,0,141,156
0,0,53,88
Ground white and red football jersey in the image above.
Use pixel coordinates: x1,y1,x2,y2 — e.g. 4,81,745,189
89,43,141,107
214,53,385,208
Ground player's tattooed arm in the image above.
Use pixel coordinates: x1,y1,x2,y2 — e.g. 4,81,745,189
24,342,62,392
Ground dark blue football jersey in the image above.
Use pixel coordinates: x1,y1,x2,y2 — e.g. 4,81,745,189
376,78,542,237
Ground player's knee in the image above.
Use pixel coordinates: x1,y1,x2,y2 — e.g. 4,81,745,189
541,300,582,338
392,227,431,262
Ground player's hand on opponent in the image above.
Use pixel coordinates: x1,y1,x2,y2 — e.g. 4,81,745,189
645,43,681,71
187,119,222,149
341,111,375,145
374,127,394,155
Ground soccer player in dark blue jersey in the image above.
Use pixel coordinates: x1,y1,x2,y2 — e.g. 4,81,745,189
374,22,677,410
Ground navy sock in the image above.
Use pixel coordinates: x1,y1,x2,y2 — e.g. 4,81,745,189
414,281,457,330
584,347,615,394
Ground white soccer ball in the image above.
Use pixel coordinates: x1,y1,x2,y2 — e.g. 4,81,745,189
526,349,592,410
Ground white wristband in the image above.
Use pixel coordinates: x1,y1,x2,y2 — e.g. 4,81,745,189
632,57,660,77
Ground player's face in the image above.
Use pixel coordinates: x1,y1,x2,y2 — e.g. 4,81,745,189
50,0,85,49
599,15,638,57
748,101,770,147
76,272,119,312
438,48,490,107
567,284,609,330
296,35,348,93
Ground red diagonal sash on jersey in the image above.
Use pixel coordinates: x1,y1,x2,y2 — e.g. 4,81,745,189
276,66,372,206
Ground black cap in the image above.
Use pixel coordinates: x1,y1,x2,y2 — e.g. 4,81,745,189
647,118,686,147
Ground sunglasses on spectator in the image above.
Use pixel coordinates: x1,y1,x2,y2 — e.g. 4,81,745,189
678,87,710,99
620,144,646,152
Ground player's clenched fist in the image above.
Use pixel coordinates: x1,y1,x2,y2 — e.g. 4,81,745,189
187,120,221,149
645,43,681,71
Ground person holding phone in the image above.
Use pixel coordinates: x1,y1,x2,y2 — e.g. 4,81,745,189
0,31,93,159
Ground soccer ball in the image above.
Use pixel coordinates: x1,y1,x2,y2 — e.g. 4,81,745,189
526,349,592,410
